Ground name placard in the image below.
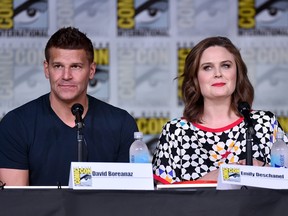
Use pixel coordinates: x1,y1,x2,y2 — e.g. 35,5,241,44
68,162,154,190
217,164,288,190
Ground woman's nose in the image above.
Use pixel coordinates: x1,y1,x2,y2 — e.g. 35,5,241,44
214,67,222,77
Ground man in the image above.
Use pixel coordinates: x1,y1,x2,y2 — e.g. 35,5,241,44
0,27,138,186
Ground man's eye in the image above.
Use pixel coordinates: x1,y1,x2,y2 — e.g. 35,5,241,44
72,65,81,69
53,65,62,69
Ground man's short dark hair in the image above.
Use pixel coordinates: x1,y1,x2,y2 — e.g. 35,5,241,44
45,26,94,63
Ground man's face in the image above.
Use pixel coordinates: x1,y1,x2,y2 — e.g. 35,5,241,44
44,48,96,104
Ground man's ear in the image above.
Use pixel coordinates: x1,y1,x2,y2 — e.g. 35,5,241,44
89,62,96,79
43,60,49,79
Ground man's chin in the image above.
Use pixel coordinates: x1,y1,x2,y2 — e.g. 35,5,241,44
57,94,79,104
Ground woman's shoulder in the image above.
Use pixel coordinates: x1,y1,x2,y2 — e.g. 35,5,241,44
251,110,279,129
163,117,195,131
251,109,277,119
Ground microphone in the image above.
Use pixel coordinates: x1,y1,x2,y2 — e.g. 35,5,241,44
71,103,84,129
71,103,86,162
237,102,251,125
238,101,254,166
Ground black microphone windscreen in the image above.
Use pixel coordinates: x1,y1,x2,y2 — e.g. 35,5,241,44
237,102,250,115
71,103,84,116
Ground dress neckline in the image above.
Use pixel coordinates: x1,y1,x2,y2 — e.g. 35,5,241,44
192,117,244,133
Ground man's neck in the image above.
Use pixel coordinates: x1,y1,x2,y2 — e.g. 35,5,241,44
49,93,89,128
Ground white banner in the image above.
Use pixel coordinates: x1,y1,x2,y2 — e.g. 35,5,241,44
68,162,154,190
218,164,288,190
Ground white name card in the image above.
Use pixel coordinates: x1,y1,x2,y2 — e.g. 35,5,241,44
217,164,288,190
68,162,154,190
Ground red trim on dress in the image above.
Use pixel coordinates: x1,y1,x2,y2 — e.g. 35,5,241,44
154,174,217,185
174,180,217,184
153,174,171,184
193,117,244,133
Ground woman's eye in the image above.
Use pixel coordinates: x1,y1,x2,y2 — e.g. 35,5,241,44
203,66,211,71
223,64,230,69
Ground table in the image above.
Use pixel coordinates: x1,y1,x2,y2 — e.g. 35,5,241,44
0,187,287,216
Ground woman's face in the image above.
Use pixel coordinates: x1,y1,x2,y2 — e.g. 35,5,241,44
197,46,237,102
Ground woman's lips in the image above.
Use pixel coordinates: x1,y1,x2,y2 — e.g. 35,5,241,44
212,83,225,87
212,82,225,87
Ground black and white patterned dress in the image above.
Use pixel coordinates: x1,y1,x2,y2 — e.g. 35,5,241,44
152,110,288,184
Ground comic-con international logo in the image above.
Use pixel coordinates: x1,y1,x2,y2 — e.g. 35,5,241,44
278,114,288,132
222,167,241,182
73,167,92,186
135,114,170,156
88,44,110,102
0,0,48,37
117,0,169,36
238,0,288,36
177,44,192,106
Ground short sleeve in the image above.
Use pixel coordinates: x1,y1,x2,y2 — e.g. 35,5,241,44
0,111,29,169
117,111,139,162
152,120,182,184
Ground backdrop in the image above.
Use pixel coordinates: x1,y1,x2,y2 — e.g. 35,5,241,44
0,0,287,154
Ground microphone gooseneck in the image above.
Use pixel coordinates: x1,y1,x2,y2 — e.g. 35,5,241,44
71,103,86,162
238,101,254,166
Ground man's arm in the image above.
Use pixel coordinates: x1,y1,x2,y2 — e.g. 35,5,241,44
117,112,139,162
0,168,29,186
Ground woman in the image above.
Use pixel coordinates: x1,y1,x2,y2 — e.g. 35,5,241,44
152,36,288,184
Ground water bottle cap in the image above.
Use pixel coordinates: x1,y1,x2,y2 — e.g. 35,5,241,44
134,132,143,139
276,131,284,139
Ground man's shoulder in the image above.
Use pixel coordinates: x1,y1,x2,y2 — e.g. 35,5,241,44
87,96,137,129
13,94,48,112
88,96,129,115
4,94,48,119
0,94,49,128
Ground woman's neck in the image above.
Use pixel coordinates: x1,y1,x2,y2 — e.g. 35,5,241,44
200,100,239,128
